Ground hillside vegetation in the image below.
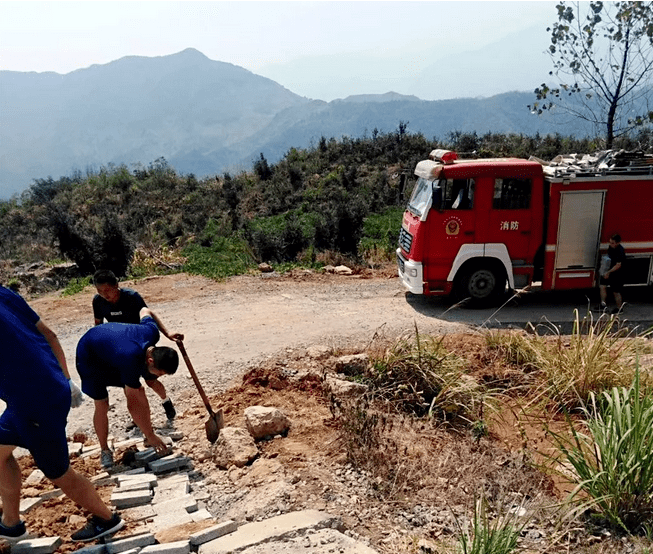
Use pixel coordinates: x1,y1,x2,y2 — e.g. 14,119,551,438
1,128,652,286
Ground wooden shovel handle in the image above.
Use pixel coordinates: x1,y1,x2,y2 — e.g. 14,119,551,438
176,339,216,417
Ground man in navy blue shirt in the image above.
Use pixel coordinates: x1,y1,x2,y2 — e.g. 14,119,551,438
599,234,627,314
92,270,182,422
77,307,179,468
0,286,123,543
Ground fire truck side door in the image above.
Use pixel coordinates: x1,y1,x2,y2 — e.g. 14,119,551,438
555,191,605,268
422,178,476,285
484,176,534,260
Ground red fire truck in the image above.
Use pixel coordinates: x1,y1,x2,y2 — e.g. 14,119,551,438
396,149,653,305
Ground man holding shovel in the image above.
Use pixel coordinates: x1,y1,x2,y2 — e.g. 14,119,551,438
92,270,182,422
76,307,179,468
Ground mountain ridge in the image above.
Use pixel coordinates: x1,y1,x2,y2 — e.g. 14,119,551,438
0,48,586,199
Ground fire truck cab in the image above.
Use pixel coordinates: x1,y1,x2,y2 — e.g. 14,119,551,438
397,149,653,305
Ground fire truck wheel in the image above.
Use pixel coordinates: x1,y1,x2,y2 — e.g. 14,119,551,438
456,264,506,307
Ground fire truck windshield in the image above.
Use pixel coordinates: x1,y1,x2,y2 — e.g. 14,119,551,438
408,177,436,217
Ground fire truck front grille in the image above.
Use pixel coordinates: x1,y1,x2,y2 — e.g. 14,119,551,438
399,228,413,253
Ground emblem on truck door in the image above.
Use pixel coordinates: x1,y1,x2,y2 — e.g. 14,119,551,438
444,217,462,236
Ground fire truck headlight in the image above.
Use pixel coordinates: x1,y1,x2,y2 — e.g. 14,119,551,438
408,268,418,278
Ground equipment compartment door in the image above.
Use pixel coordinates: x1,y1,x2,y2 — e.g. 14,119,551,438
555,191,605,269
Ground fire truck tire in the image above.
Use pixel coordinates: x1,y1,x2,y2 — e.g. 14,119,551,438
455,263,506,307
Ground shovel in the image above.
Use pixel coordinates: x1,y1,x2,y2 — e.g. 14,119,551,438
176,340,224,443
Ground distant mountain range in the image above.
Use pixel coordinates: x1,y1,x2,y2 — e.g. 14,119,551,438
0,48,590,199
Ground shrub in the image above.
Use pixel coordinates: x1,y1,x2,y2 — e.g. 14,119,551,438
367,328,485,423
246,211,312,263
61,276,92,297
359,207,404,264
182,226,255,280
552,372,653,533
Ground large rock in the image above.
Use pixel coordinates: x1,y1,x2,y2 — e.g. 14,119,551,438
333,354,369,376
212,427,259,469
325,375,368,398
244,406,291,440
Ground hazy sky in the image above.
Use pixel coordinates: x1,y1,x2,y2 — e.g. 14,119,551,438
1,1,556,74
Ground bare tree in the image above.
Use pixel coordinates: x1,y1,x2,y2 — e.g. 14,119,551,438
530,1,653,148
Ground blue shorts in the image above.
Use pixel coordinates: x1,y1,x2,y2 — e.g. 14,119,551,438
0,403,70,480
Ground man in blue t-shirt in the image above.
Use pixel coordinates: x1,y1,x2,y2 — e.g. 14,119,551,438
0,286,123,543
92,270,182,422
76,307,179,468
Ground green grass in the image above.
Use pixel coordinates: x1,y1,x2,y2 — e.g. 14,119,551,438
552,371,653,533
182,235,255,280
359,207,404,263
61,276,92,296
455,493,527,554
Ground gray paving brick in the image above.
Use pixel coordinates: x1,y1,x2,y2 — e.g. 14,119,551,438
80,445,102,458
117,480,152,492
12,536,62,553
148,454,190,474
40,488,64,500
111,489,153,508
149,509,194,532
19,495,43,513
135,447,159,464
152,494,197,514
91,472,118,487
140,540,190,554
105,531,156,553
198,510,340,554
152,483,189,503
116,473,157,488
189,520,237,546
190,508,213,522
70,545,107,554
121,503,157,523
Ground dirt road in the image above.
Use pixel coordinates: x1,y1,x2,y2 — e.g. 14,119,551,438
23,270,467,435
14,269,653,436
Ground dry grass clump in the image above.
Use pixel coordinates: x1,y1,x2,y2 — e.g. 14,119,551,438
486,310,651,411
365,328,488,424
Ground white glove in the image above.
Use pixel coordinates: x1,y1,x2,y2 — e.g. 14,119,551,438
69,379,84,408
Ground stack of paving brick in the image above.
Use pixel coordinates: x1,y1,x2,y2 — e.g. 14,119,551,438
11,445,236,554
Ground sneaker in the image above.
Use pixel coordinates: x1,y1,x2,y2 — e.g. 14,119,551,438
71,513,124,542
100,449,114,469
0,520,28,541
162,399,176,420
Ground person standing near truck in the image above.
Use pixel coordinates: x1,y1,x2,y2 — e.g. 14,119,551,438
598,234,626,314
92,270,182,422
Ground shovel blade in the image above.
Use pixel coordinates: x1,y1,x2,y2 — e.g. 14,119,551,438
205,408,225,444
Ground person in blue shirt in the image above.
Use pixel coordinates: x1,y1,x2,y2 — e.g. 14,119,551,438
92,270,182,422
76,307,179,468
0,286,123,543
598,234,627,314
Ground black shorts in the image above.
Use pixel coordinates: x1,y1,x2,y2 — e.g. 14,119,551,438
0,404,71,479
600,276,624,293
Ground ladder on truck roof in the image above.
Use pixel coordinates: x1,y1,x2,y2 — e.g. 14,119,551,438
535,149,653,179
